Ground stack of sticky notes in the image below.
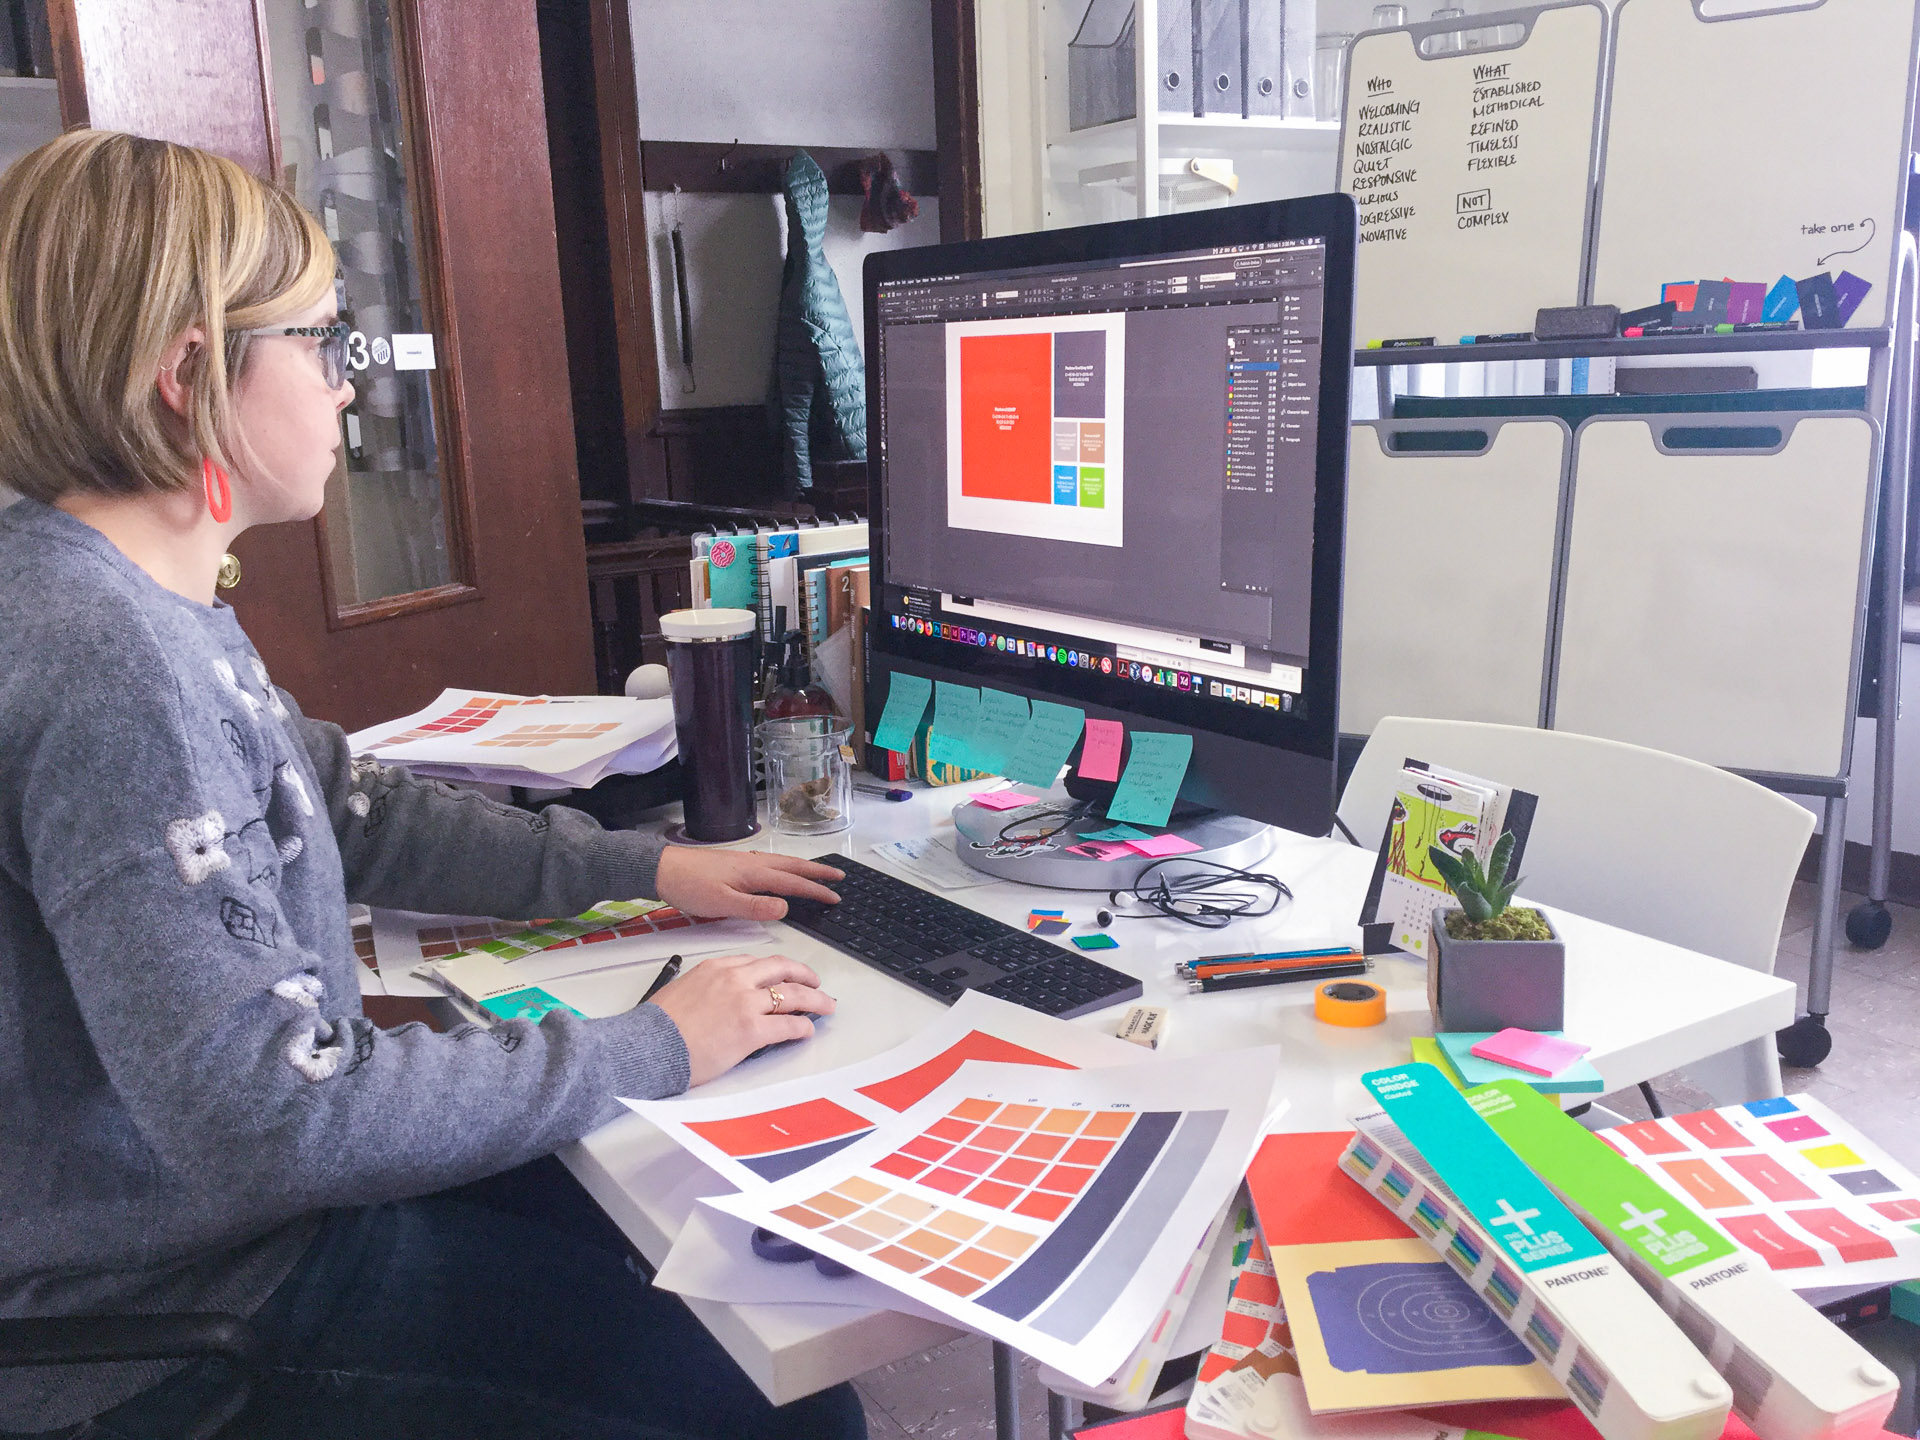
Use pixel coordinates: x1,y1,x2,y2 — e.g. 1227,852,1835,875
1027,909,1070,937
1431,1029,1604,1095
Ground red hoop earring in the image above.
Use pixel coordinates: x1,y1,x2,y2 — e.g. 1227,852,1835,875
202,457,232,524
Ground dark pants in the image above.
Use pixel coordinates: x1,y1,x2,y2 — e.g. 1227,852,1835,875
82,1159,868,1440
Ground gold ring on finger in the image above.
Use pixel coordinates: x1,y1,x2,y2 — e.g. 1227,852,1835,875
767,987,785,1014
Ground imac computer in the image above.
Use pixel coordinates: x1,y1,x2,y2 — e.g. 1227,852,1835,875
863,194,1356,888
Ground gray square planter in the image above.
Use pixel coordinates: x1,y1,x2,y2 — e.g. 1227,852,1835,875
1428,905,1565,1034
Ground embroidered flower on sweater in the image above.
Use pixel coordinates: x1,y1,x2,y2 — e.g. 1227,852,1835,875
347,792,371,817
164,811,231,885
249,657,291,719
274,762,315,817
210,659,258,715
271,973,322,1008
286,1020,344,1082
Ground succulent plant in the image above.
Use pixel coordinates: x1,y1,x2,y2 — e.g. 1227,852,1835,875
1427,830,1520,923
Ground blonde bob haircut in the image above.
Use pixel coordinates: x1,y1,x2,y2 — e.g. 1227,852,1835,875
0,129,336,504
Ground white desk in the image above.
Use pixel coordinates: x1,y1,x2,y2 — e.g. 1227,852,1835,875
549,781,1796,1406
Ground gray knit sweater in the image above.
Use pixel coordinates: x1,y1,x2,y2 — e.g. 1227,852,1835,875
0,500,687,1428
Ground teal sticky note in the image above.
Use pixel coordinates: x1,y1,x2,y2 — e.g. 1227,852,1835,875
1106,732,1193,828
870,672,932,755
1079,822,1151,842
929,682,981,770
971,689,1032,776
1003,699,1085,788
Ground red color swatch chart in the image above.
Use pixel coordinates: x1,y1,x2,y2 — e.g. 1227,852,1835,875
631,992,1147,1190
378,694,542,746
708,1049,1278,1386
1599,1094,1920,1287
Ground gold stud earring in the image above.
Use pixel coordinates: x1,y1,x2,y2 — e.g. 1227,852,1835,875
216,553,242,590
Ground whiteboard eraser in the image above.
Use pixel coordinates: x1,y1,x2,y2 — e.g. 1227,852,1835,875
1115,1005,1168,1049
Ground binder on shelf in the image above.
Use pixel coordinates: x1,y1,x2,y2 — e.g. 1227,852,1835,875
1158,0,1198,116
1197,0,1243,117
1245,0,1312,120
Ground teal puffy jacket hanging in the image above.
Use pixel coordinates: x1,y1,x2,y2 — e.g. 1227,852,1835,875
774,152,867,492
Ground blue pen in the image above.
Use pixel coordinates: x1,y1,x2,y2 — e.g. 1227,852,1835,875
1179,944,1354,974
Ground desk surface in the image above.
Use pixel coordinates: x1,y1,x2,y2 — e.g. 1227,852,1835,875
553,781,1796,1404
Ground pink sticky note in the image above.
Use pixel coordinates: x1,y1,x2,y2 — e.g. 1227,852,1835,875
1066,840,1135,861
1080,719,1126,782
1124,833,1204,859
1471,1028,1591,1078
970,790,1035,811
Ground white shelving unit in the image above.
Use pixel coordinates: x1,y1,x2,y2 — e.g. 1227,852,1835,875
1037,0,1342,230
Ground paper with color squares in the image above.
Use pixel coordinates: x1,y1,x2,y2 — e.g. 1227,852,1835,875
1598,1094,1920,1291
621,992,1146,1191
705,1049,1286,1387
1107,732,1194,828
872,672,933,754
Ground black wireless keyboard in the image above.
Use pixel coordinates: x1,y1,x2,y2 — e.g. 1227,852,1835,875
782,854,1143,1019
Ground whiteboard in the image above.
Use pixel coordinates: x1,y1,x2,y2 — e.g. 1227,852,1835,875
1337,3,1606,345
1552,415,1877,778
1592,0,1918,333
1340,420,1568,736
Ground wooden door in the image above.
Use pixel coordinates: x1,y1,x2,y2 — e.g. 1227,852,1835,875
48,0,593,731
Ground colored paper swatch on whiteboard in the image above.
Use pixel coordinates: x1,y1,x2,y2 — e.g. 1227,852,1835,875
623,992,1144,1191
1604,1093,1920,1288
1079,719,1126,782
706,1047,1280,1387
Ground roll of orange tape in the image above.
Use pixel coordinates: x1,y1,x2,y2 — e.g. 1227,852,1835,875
1314,978,1386,1027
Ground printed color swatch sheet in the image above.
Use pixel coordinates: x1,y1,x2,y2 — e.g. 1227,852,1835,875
1602,1093,1920,1288
623,992,1146,1189
708,1051,1283,1385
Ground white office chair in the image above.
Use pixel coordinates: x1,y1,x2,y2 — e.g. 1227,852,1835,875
1338,716,1815,1105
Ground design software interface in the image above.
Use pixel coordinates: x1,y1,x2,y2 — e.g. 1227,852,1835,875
877,237,1327,715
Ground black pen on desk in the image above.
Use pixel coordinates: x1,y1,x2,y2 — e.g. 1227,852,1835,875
639,953,683,1004
1187,959,1367,994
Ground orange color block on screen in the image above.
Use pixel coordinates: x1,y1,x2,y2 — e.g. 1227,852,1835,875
859,1033,1075,1112
959,333,1053,502
685,1096,872,1158
1659,1158,1751,1210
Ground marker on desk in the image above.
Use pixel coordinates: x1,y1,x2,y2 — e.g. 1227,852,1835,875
1181,943,1353,972
638,953,683,1005
1188,953,1366,982
1713,321,1797,334
1458,332,1532,345
1187,958,1368,994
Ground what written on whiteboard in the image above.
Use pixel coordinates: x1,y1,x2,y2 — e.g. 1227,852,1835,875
1338,2,1604,344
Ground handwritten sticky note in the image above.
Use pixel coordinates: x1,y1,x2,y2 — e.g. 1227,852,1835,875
1080,822,1151,842
870,672,932,754
1106,732,1193,828
1124,832,1202,858
1079,719,1125,782
1066,840,1135,861
970,789,1036,812
972,688,1032,776
929,682,980,770
1003,700,1085,789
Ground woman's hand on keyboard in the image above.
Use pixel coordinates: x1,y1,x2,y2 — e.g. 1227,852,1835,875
654,848,843,921
648,953,835,1085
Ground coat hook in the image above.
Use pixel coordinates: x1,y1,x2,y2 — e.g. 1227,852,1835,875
717,139,739,174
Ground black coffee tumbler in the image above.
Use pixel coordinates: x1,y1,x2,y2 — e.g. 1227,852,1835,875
660,608,759,842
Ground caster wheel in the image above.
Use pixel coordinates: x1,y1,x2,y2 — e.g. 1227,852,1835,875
1777,1015,1833,1068
1846,900,1893,950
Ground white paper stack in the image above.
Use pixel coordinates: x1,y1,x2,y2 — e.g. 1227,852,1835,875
345,688,676,789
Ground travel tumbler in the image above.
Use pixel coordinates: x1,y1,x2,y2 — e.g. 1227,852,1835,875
660,608,759,842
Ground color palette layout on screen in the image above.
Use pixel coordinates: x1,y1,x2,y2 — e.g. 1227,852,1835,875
685,1031,1078,1181
379,695,543,746
476,722,621,749
770,1097,1227,1344
1599,1095,1920,1270
412,901,701,963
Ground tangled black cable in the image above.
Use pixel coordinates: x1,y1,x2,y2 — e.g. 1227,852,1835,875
1106,857,1293,929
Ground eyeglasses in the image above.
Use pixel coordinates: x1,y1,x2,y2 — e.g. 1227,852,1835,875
234,321,352,390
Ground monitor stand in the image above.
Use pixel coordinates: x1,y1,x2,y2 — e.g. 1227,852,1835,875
950,794,1272,891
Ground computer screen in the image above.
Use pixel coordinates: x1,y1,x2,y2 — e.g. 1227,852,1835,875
864,195,1355,838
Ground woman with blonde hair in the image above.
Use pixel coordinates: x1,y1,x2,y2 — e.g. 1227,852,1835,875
0,130,862,1440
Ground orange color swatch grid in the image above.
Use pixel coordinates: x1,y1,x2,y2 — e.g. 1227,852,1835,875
379,695,541,746
774,1174,1039,1300
874,1098,1135,1222
477,722,621,749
